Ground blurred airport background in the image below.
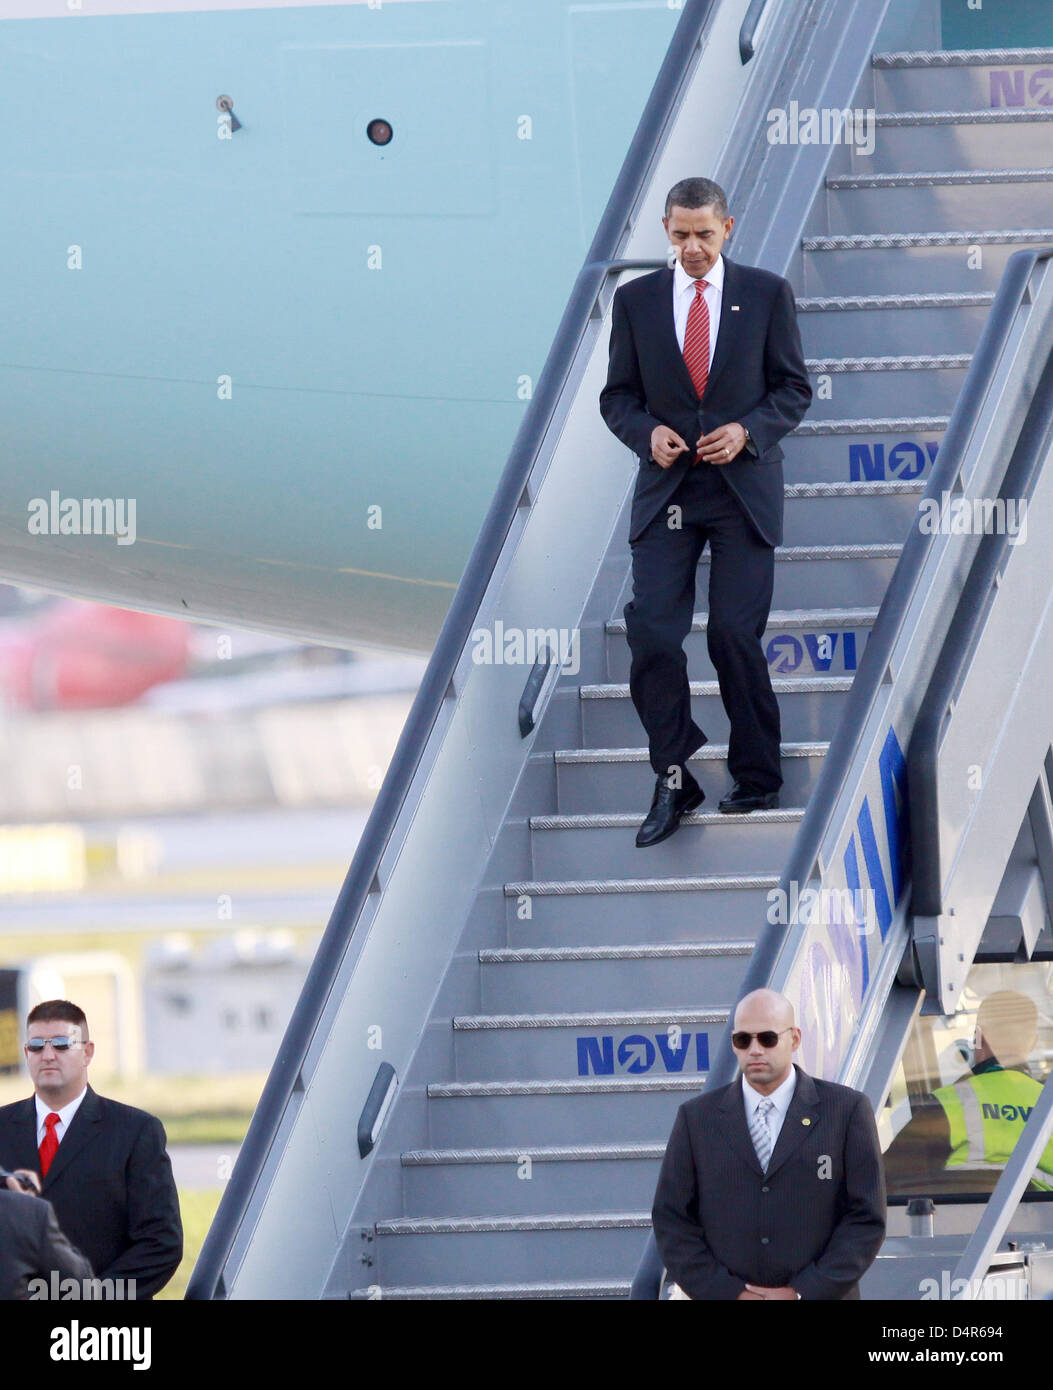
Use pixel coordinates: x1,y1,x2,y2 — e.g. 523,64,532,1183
0,583,423,1296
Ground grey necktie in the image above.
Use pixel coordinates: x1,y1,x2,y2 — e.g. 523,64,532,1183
749,1096,774,1170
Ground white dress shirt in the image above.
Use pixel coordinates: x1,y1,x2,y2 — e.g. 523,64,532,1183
742,1064,797,1153
672,252,724,370
35,1087,87,1147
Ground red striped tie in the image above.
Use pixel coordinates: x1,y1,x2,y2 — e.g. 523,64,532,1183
683,278,710,399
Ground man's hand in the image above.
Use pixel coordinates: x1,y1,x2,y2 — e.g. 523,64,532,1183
650,425,689,469
736,1289,764,1300
4,1168,41,1195
696,422,747,464
744,1284,798,1300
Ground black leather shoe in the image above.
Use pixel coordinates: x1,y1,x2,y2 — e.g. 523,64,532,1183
718,782,779,814
636,773,705,847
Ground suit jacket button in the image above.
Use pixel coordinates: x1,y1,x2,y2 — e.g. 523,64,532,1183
761,1185,770,1193
761,1237,770,1245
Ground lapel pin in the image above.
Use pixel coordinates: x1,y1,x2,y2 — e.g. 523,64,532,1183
802,1117,811,1126
731,305,740,311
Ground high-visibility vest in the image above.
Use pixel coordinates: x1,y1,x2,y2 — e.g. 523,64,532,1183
933,1070,1053,1192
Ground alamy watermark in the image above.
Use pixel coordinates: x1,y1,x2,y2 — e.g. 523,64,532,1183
767,103,876,156
917,493,1027,545
919,1270,1028,1301
30,1273,136,1301
50,1318,150,1370
27,491,136,545
471,621,580,676
766,882,877,931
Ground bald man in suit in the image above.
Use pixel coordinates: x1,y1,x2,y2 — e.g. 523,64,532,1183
653,989,885,1300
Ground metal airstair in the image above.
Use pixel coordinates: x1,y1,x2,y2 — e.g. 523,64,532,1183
190,0,1053,1300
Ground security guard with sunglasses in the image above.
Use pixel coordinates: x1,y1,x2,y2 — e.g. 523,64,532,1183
0,999,182,1298
652,988,885,1299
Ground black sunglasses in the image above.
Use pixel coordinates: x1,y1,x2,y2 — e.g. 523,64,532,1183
25,1037,82,1053
731,1028,792,1050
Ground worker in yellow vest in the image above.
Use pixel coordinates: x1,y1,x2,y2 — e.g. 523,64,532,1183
885,990,1052,1194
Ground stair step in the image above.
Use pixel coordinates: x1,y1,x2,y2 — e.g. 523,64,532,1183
620,606,877,626
603,604,879,684
529,807,803,827
824,170,1053,235
805,353,969,372
429,1076,706,1096
827,167,1053,189
871,48,1053,115
797,291,989,356
873,47,1053,65
349,1279,631,1299
451,1007,727,1083
528,806,803,878
403,1141,667,1163
555,735,832,752
718,541,903,559
878,108,1053,126
378,1210,650,1234
424,1075,701,1147
610,540,904,606
783,479,924,494
783,419,945,483
478,940,754,1011
553,742,827,812
370,1211,654,1284
502,873,774,944
579,676,853,744
399,1141,668,1217
606,482,922,549
803,228,1053,250
479,941,753,962
858,110,1053,176
611,542,902,609
453,1007,728,1029
796,291,992,310
803,356,967,417
792,415,949,433
800,229,1053,296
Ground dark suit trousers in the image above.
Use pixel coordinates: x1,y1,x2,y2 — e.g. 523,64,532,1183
624,462,782,790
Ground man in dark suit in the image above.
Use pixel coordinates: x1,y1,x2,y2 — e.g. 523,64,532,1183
599,177,812,846
0,1170,93,1300
652,988,885,1300
0,1000,182,1299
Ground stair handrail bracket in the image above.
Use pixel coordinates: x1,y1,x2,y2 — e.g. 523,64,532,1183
706,249,1053,1100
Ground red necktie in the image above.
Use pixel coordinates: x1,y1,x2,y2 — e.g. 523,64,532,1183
39,1111,60,1177
683,278,710,399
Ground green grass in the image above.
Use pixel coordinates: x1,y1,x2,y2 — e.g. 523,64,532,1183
159,1188,224,1301
0,1071,265,1137
160,1113,252,1145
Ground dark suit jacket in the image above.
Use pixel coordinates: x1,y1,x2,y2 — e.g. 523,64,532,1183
0,1188,93,1300
599,257,812,546
0,1087,182,1299
652,1066,886,1300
